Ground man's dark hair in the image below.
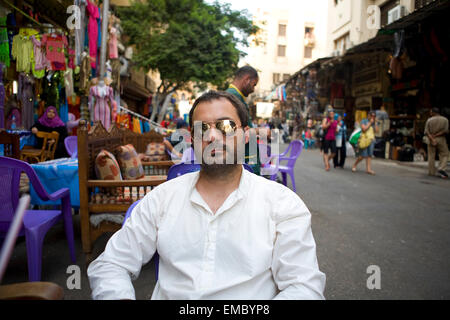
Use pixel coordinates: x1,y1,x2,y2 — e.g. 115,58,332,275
431,107,440,114
234,66,258,80
189,91,249,129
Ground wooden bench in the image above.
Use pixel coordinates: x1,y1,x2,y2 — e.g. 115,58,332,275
77,121,176,261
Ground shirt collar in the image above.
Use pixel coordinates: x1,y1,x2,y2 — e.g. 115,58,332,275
189,166,250,215
229,84,245,100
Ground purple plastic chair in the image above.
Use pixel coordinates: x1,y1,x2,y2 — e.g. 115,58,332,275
64,136,77,158
258,143,280,180
277,140,304,192
0,157,76,282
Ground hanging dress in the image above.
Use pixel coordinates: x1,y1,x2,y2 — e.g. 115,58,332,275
89,84,116,130
86,0,99,69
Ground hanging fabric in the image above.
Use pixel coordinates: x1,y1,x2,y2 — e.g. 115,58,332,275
0,17,10,67
18,72,35,130
86,0,99,69
132,117,141,133
60,99,69,123
74,0,87,66
0,63,5,128
42,33,68,70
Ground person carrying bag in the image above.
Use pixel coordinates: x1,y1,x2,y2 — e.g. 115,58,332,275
352,111,378,175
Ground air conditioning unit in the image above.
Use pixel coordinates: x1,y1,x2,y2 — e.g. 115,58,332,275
388,5,406,24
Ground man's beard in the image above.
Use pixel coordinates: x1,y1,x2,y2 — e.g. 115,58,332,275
199,142,242,178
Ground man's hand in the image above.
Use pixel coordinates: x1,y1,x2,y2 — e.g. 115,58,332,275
31,127,38,134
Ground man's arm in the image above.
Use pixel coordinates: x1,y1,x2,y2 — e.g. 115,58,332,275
271,189,326,300
87,195,159,300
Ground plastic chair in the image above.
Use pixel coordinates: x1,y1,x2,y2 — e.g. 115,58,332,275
64,136,78,158
0,157,76,282
277,140,304,192
258,143,280,180
0,194,64,300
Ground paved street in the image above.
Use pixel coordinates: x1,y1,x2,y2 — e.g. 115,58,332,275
2,146,450,299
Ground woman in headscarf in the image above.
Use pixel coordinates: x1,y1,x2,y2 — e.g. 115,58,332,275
31,106,68,158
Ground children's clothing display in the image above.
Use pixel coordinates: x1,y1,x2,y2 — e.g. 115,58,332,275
42,33,68,70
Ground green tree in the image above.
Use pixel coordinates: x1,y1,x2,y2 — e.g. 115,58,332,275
116,0,258,122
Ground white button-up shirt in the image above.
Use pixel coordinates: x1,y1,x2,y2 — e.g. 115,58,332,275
88,167,326,300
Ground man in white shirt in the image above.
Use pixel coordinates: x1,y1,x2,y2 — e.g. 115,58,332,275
88,91,326,300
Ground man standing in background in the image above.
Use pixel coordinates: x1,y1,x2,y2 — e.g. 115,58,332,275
424,108,449,178
226,66,266,175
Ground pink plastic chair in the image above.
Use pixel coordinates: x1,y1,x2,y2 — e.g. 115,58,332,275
0,157,76,282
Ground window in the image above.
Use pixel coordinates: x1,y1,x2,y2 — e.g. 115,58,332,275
334,32,350,55
273,73,280,84
278,24,286,37
277,45,286,57
304,47,312,58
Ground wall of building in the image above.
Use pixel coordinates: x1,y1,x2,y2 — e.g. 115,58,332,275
327,0,416,56
241,2,329,100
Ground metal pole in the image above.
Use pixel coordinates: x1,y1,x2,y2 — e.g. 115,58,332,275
99,0,109,79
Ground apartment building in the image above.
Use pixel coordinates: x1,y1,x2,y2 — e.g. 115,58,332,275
241,2,329,100
327,0,417,57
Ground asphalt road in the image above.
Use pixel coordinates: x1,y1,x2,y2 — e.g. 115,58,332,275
2,147,449,299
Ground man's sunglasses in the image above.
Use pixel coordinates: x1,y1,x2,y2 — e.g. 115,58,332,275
192,120,239,135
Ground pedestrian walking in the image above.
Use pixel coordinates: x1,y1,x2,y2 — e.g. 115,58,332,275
322,109,339,171
352,111,377,175
333,114,347,168
424,108,449,178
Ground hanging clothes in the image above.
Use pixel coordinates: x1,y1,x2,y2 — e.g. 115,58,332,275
64,68,74,98
11,31,34,73
0,63,5,128
30,34,51,71
68,48,75,70
6,12,17,61
42,72,61,109
116,111,130,129
68,95,81,119
86,0,99,69
80,95,90,121
74,0,87,66
132,117,141,133
143,121,150,133
42,33,68,70
97,6,102,50
0,17,10,67
79,52,91,94
89,84,116,130
18,73,35,130
60,99,69,123
109,26,118,59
